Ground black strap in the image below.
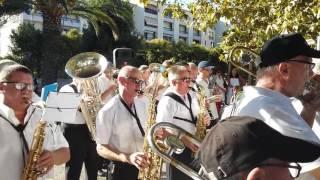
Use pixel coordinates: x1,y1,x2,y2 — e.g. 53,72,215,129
68,83,78,93
119,96,145,137
0,107,35,166
165,92,196,124
68,83,82,112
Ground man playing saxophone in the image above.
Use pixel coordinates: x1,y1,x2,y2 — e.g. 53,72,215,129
96,66,149,180
156,65,210,180
0,64,70,180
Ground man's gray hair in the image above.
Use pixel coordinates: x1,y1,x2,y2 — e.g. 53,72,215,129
167,65,188,85
256,65,278,80
0,64,32,82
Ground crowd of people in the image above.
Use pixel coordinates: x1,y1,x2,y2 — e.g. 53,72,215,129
1,32,320,180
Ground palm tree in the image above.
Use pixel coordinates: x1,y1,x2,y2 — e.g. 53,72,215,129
34,0,121,85
1,0,121,85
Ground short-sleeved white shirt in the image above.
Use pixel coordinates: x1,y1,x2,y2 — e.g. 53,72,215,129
235,86,320,144
0,104,69,180
96,95,148,154
156,87,200,134
59,84,86,124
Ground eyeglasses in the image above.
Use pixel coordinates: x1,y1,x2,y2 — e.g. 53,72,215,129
1,82,34,91
257,162,301,178
286,59,316,69
126,77,143,85
175,77,191,83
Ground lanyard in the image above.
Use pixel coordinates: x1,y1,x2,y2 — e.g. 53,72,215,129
119,96,145,137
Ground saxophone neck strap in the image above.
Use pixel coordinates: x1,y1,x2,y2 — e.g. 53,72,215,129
119,95,145,137
165,92,196,123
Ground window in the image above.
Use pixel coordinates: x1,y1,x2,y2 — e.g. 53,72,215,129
193,40,200,44
144,17,158,28
145,4,158,15
179,25,187,34
163,34,173,42
144,31,156,40
163,21,173,31
193,29,201,36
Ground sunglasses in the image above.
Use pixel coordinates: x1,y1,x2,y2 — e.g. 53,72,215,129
1,82,34,91
175,77,191,83
126,77,144,85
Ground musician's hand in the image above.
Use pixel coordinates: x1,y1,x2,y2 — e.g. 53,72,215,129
37,150,54,176
181,136,199,153
127,152,150,170
204,115,211,126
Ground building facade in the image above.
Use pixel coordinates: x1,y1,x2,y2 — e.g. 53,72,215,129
0,11,87,57
130,0,228,48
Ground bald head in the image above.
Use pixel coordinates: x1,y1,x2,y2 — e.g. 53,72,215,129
118,66,140,79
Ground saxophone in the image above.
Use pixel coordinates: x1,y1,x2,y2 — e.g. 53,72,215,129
22,120,47,180
194,84,207,141
138,63,164,180
65,52,107,140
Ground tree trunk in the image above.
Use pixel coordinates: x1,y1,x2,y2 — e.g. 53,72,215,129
40,11,62,86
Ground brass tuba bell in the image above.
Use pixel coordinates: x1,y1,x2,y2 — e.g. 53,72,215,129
65,52,107,140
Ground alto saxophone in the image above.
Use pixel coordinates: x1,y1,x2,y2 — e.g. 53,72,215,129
138,63,164,180
194,84,207,141
22,120,47,180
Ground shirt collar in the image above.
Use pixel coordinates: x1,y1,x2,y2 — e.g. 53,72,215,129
243,86,291,104
0,103,21,126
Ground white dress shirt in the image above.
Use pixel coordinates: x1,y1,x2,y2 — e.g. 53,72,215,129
235,86,320,144
96,95,148,154
0,103,68,180
156,87,200,134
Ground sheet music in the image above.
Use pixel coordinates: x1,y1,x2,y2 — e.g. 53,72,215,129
43,92,81,123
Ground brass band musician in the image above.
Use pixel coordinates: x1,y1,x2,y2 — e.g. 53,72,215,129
96,66,149,180
0,64,70,180
156,65,209,180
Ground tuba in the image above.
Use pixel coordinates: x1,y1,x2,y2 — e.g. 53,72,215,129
147,122,208,180
65,52,107,140
138,63,164,180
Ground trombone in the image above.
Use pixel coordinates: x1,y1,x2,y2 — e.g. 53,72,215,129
147,122,208,180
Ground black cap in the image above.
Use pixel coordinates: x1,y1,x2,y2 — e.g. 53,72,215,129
197,116,320,179
259,33,320,68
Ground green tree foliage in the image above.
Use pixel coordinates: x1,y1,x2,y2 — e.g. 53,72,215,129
6,23,42,76
7,23,82,79
158,0,320,54
142,39,225,67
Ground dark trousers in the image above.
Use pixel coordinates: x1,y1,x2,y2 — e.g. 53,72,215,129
168,148,194,180
112,161,138,180
63,124,98,180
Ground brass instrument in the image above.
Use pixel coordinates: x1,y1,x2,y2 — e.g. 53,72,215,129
228,46,260,85
194,84,207,141
147,122,208,180
138,63,164,180
22,120,47,180
65,52,107,140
